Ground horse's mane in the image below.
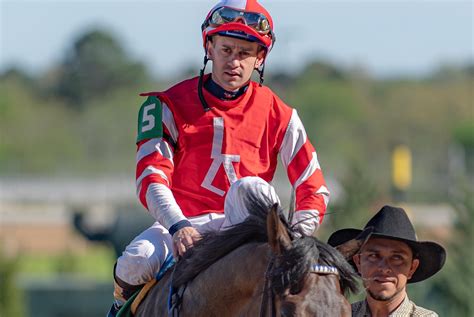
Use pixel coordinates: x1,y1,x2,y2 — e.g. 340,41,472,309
270,236,359,296
172,194,359,295
172,193,277,288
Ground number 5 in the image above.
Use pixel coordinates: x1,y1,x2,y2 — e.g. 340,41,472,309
142,103,156,132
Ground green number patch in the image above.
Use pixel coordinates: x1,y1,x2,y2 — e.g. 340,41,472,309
137,96,163,142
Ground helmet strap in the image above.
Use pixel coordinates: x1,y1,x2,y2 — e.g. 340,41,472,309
198,55,212,112
256,62,265,86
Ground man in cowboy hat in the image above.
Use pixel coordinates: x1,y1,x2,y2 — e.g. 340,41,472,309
328,205,446,317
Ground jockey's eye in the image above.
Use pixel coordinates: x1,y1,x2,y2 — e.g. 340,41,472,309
239,51,251,58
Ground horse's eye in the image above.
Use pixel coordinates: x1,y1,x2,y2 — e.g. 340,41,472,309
280,302,297,317
289,281,303,295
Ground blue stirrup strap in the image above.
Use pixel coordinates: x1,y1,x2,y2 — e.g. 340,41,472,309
156,254,176,281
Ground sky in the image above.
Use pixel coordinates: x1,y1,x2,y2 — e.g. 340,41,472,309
0,0,472,78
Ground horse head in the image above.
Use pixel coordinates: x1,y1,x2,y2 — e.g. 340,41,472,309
265,204,361,317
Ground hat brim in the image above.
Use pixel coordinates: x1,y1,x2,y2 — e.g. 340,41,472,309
328,228,446,283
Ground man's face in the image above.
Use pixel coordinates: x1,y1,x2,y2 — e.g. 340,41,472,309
353,237,420,302
207,35,265,91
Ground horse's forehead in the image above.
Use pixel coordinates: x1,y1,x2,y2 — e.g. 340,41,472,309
316,273,342,291
311,275,349,312
283,274,348,315
284,274,343,299
312,273,341,293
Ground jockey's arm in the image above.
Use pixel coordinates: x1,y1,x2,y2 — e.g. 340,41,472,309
279,109,330,236
136,96,199,256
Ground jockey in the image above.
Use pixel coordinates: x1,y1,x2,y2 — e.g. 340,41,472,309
107,0,330,315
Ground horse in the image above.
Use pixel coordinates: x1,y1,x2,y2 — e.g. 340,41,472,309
135,195,364,316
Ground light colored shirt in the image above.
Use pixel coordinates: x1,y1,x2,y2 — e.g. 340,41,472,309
351,295,438,317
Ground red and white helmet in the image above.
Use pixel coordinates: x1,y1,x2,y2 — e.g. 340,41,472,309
201,0,276,52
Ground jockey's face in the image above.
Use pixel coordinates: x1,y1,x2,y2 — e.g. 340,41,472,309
353,237,419,303
207,35,265,91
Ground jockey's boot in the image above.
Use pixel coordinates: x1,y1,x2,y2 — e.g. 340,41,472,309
106,276,144,316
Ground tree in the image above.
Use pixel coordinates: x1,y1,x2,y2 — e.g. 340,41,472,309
0,251,25,317
415,185,474,316
453,121,474,176
321,160,380,238
56,28,149,108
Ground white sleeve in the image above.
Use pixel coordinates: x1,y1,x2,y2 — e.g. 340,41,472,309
145,183,188,230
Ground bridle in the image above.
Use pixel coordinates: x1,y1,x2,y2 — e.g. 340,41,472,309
259,261,340,317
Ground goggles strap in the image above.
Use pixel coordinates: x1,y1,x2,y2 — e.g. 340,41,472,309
198,55,212,112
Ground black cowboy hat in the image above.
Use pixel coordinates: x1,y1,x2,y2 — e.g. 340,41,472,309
328,205,446,283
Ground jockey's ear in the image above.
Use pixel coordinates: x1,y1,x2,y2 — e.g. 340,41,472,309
267,203,292,255
335,227,373,260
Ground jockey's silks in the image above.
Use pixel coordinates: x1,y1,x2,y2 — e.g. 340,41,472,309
136,74,329,231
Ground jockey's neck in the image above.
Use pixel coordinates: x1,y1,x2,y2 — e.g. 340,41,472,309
204,76,249,100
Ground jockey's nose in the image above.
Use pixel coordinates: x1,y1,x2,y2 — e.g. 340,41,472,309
228,56,240,67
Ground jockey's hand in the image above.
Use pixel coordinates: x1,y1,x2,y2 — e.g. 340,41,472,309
172,226,201,258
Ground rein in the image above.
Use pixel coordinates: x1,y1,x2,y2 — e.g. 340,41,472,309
168,262,188,317
259,261,340,317
260,258,276,317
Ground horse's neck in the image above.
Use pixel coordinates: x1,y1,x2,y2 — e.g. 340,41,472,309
181,242,270,316
137,242,270,317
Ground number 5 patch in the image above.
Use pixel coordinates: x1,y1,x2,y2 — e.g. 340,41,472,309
137,96,163,143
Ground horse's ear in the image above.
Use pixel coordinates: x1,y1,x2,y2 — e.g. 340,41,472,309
335,227,373,260
267,203,292,254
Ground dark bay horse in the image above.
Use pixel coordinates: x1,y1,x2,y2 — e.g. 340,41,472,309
136,197,363,316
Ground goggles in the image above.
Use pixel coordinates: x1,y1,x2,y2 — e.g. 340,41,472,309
204,6,272,35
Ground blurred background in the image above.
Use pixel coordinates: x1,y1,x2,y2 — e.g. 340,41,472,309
0,0,472,316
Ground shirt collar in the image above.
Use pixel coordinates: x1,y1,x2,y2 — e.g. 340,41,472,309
356,296,413,317
388,296,413,316
204,76,249,100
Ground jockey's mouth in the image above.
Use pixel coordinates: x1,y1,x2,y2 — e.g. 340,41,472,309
224,71,241,78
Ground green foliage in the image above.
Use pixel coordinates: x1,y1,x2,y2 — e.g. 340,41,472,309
453,121,474,149
0,29,151,175
435,185,474,315
0,251,25,317
320,160,380,241
55,29,149,108
16,247,114,281
429,62,474,82
453,121,474,174
286,65,373,177
409,184,474,315
0,76,82,174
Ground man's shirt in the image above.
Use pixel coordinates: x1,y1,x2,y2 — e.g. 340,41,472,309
352,296,438,317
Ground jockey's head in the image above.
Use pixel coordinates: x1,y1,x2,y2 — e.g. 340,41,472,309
199,0,276,92
201,0,275,56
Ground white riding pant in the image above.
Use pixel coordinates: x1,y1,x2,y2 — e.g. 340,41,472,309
115,176,280,286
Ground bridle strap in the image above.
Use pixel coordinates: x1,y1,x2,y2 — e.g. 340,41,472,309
260,258,276,317
310,264,339,275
